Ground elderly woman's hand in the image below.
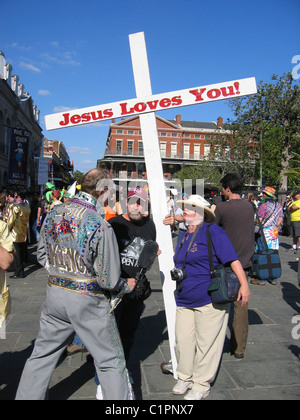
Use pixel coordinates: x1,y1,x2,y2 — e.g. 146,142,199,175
163,214,175,226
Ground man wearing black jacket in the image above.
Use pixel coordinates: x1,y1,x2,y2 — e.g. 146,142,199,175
109,186,157,363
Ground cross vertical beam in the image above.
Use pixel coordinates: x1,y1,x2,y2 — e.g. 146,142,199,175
129,32,177,376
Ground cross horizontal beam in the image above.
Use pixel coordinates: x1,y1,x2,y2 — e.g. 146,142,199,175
45,77,256,131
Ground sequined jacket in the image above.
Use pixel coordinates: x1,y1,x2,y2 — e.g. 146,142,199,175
0,219,14,287
7,201,31,243
37,191,128,292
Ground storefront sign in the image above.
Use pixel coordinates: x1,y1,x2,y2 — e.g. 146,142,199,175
7,128,30,186
38,157,49,185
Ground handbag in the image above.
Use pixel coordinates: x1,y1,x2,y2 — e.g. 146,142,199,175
251,217,281,280
206,225,240,304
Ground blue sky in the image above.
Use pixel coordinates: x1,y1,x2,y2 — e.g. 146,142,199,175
1,0,299,173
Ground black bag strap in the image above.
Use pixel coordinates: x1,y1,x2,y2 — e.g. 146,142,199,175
255,207,279,251
206,224,217,274
255,203,277,247
174,224,201,271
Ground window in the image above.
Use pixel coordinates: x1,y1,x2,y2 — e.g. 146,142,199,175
160,143,166,158
116,140,122,154
195,134,200,139
128,130,134,135
138,141,144,156
204,144,210,157
127,140,133,155
194,144,200,160
214,146,221,158
171,143,177,158
117,129,123,134
160,132,167,137
183,144,190,159
138,163,144,178
171,133,177,138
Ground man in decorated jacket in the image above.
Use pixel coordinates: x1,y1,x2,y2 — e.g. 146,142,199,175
16,168,136,400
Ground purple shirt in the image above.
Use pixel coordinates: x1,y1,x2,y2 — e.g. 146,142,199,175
174,223,239,308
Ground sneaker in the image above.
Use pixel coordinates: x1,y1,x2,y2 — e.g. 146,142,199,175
251,279,266,286
184,389,210,400
66,343,87,356
96,385,103,400
172,379,192,395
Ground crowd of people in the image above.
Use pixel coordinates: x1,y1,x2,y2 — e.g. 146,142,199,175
0,170,299,400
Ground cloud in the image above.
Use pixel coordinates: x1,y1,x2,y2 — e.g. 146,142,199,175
81,160,96,165
53,106,73,113
74,160,97,172
38,89,51,96
41,51,81,67
69,146,91,155
10,42,32,52
19,61,41,73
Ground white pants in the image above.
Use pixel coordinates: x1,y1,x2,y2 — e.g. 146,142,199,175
175,303,230,394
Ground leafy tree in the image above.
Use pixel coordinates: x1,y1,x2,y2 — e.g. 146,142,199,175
73,170,84,184
228,73,300,191
210,129,258,185
284,151,300,189
174,161,222,188
262,126,285,186
175,73,299,193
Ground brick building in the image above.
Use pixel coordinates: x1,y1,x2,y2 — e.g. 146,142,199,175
98,114,231,183
43,138,74,188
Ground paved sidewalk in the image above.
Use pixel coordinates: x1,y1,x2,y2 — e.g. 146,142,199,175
0,235,300,400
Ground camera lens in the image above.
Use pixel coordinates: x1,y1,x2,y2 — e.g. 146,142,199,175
170,268,186,282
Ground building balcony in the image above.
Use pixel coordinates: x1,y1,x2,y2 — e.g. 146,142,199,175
103,149,205,161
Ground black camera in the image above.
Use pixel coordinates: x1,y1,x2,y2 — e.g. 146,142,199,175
170,267,186,282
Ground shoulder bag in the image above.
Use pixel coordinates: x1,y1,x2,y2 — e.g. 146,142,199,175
206,225,240,304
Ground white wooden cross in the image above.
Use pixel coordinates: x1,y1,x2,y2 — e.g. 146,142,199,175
45,32,257,377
